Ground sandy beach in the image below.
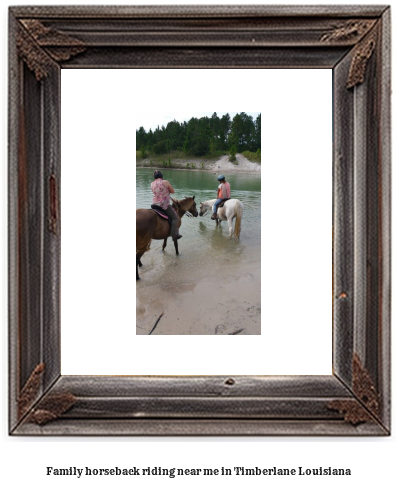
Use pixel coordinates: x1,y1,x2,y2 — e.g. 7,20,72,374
136,260,261,335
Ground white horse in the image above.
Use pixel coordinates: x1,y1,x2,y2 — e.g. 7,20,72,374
199,199,243,239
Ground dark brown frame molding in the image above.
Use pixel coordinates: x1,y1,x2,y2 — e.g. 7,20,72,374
8,5,391,436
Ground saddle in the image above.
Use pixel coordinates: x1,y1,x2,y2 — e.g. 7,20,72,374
216,198,230,210
150,204,172,227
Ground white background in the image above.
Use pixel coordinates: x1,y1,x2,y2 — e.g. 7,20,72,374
61,68,332,376
1,1,397,492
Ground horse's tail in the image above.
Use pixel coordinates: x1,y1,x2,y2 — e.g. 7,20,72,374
234,201,243,239
136,210,155,254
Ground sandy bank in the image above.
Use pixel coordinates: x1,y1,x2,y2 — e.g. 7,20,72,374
137,153,261,174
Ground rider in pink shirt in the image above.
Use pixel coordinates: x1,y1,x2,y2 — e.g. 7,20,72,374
151,170,182,240
211,175,231,220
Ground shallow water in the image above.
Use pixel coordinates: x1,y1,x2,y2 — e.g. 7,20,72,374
136,169,261,335
136,169,261,282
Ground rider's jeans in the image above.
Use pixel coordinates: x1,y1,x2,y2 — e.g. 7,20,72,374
213,199,222,213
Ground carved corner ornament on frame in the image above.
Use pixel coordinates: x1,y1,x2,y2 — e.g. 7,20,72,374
8,5,391,436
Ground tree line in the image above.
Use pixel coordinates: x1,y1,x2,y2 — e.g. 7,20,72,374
136,112,261,157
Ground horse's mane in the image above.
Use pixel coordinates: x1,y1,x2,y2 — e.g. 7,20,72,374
170,197,179,212
171,196,193,213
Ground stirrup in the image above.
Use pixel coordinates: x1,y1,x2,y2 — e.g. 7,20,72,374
173,234,182,240
211,212,217,220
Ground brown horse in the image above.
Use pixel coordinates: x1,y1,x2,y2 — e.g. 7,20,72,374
136,196,198,280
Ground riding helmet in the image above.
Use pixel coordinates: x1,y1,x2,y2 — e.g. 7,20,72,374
154,170,163,179
217,175,225,181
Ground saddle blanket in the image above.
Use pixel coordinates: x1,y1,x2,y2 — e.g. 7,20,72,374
151,205,172,225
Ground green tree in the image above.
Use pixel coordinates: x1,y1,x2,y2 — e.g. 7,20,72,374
146,128,154,149
184,117,211,156
136,126,147,150
219,113,231,151
153,140,168,154
165,119,185,151
137,112,259,157
229,113,255,152
229,144,237,162
252,113,261,152
140,146,147,159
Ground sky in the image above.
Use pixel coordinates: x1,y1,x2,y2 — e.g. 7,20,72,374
136,111,261,132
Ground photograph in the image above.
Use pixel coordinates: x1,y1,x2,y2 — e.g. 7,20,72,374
135,111,262,335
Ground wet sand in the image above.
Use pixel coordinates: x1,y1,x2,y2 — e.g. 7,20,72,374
136,261,261,335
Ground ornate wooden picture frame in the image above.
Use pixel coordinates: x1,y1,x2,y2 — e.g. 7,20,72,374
9,5,391,435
